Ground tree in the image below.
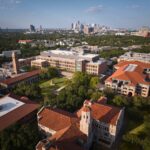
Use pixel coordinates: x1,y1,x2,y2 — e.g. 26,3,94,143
90,77,99,89
12,82,41,100
103,87,115,99
142,137,150,150
91,91,103,101
40,67,59,80
113,95,129,106
0,122,40,150
123,133,142,145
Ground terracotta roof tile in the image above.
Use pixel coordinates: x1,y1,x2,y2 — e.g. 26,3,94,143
82,106,91,112
38,107,78,131
0,94,39,131
115,61,150,69
77,102,121,125
106,61,150,85
37,124,87,150
0,70,41,86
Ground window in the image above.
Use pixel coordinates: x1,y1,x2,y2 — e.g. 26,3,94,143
105,127,109,131
104,133,109,137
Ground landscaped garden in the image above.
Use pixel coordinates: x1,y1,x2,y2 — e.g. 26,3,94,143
39,77,68,97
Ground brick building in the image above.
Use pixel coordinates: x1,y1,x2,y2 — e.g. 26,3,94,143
36,97,124,150
0,93,39,131
31,50,107,75
105,61,150,97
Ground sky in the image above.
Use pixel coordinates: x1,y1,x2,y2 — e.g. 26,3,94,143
0,0,150,29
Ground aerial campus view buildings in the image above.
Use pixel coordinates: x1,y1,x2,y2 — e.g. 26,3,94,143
0,34,150,149
0,0,150,149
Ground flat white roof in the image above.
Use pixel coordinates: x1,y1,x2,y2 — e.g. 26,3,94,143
18,58,26,61
50,50,76,56
79,53,98,59
0,96,25,117
32,59,46,63
43,49,98,59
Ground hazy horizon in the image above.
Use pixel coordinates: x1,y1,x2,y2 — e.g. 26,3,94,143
0,0,150,29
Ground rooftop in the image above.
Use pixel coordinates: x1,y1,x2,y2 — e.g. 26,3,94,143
40,49,99,61
106,61,150,85
37,107,86,150
31,59,47,63
124,64,137,72
36,124,87,150
0,96,24,117
119,52,150,63
0,70,41,86
38,107,78,131
77,101,121,125
37,98,123,150
0,94,39,131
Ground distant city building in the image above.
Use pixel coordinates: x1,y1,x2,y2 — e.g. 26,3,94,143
73,45,99,53
131,27,150,37
35,40,56,48
115,32,126,36
71,23,74,30
0,50,21,58
39,25,43,32
105,61,150,97
83,25,91,34
0,94,39,131
71,21,111,34
31,49,107,75
36,97,124,150
18,40,33,44
118,52,150,63
30,24,36,32
121,45,142,51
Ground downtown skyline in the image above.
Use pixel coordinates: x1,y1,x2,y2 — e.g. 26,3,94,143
0,0,150,29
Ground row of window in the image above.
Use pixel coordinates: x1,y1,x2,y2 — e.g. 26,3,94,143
93,122,109,131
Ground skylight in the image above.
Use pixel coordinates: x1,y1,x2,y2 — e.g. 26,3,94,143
124,64,137,72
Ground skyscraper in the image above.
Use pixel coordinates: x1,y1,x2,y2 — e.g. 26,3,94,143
71,23,74,30
30,24,36,32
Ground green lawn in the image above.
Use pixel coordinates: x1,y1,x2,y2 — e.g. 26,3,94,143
130,124,145,135
39,77,68,96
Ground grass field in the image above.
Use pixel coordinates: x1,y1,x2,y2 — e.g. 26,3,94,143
39,77,68,96
130,123,145,135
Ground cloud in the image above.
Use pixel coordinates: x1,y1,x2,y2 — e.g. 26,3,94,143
0,0,22,9
86,5,103,13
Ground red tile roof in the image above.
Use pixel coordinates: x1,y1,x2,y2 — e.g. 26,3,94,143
38,107,78,131
115,61,150,69
0,94,39,131
36,124,87,150
77,102,121,125
82,106,91,112
37,107,88,150
106,61,150,86
18,40,32,43
0,70,41,86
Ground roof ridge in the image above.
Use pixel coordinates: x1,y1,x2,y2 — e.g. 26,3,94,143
50,125,71,141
